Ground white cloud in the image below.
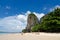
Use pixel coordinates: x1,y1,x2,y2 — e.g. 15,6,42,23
0,11,45,32
43,8,47,10
5,6,11,9
49,5,60,12
55,5,60,8
25,11,31,15
49,8,54,12
33,12,45,20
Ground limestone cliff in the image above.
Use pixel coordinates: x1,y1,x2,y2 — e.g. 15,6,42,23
26,13,39,32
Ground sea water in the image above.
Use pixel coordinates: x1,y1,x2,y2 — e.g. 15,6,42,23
0,32,20,35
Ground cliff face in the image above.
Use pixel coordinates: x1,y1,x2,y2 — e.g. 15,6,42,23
26,13,39,32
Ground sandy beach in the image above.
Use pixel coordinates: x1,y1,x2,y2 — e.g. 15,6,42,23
0,32,60,40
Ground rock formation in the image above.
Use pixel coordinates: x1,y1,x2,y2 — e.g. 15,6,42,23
26,13,39,32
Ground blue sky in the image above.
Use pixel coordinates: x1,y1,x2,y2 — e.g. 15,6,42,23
0,0,60,32
0,0,60,18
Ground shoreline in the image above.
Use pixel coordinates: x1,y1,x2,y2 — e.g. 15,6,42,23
0,32,60,40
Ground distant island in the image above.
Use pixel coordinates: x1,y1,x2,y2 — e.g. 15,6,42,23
22,8,60,33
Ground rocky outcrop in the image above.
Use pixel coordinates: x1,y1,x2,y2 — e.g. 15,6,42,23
26,13,39,32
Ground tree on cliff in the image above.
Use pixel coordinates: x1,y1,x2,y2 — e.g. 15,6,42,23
31,8,60,32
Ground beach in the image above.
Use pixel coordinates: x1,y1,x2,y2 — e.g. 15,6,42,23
0,32,60,40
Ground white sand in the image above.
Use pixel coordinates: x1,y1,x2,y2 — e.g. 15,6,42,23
0,32,60,40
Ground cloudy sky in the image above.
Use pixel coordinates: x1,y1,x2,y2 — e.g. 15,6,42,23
0,0,60,32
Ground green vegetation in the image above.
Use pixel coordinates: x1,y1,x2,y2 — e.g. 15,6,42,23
31,24,40,32
22,29,27,33
22,8,60,33
31,8,60,33
28,13,36,16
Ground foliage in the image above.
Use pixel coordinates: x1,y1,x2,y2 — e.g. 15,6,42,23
22,29,27,33
31,24,40,32
22,8,60,33
39,8,60,32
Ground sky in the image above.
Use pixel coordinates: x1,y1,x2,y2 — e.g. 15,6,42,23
0,0,60,32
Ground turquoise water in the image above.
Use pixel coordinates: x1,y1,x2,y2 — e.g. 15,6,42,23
0,32,20,35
